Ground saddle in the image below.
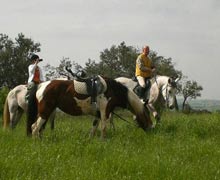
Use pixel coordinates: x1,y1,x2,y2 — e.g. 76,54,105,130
132,76,151,102
74,76,103,104
65,67,104,105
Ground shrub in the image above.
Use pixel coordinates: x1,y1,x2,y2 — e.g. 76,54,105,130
0,86,9,114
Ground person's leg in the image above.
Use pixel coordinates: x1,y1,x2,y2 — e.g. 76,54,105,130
136,76,146,99
25,82,35,101
145,78,151,102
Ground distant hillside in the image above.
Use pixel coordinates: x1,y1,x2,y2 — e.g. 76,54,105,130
177,99,220,112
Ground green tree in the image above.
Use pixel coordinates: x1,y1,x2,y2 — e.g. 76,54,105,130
149,51,182,79
180,80,203,110
84,42,182,80
84,58,102,77
84,42,138,78
0,33,41,88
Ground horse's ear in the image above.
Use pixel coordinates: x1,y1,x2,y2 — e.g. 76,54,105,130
174,77,181,82
168,78,172,84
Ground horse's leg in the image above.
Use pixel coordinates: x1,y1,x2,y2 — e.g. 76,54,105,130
31,116,46,138
146,103,160,123
37,110,56,131
49,110,56,130
90,118,100,138
9,109,20,129
100,116,108,140
156,108,162,124
101,120,107,139
109,113,115,131
10,109,23,129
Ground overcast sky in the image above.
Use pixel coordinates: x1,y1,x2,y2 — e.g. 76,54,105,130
1,0,220,100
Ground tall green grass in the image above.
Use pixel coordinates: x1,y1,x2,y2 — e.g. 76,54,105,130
0,112,220,180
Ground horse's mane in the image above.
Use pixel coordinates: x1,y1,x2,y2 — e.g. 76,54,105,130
102,77,129,108
103,77,128,96
151,75,170,84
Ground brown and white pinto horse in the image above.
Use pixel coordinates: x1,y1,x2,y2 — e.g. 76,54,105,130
27,76,152,138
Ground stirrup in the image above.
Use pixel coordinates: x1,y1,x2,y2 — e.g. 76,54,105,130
143,99,149,106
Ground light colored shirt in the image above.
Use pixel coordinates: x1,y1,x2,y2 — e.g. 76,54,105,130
28,63,44,83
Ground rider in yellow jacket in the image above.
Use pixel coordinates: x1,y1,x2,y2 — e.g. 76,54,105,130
135,45,156,102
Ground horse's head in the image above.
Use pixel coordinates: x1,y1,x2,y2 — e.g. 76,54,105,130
127,90,153,130
161,77,178,109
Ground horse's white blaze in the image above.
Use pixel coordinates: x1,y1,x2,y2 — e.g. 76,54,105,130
36,81,52,102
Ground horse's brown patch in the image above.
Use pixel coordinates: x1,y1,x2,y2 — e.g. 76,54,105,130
38,80,91,119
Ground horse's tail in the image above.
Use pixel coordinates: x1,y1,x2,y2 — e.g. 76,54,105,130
3,95,10,129
27,84,38,136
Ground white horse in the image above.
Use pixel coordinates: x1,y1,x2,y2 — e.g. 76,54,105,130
115,75,179,123
3,84,28,129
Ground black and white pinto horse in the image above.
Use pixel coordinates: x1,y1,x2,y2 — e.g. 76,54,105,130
115,75,179,124
27,76,153,138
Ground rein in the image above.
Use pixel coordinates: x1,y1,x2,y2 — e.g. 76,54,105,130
112,112,138,127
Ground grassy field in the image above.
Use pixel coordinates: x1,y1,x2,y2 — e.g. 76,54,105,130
0,111,220,180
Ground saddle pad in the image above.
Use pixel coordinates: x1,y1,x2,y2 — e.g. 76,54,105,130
74,80,88,95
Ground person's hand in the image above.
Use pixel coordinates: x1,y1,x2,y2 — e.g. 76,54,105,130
35,59,39,64
151,68,156,73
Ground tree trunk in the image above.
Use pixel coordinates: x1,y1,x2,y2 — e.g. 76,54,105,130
182,97,187,111
174,96,179,111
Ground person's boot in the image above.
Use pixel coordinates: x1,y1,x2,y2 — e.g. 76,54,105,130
135,86,145,99
144,89,150,103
